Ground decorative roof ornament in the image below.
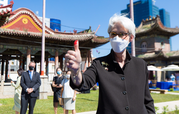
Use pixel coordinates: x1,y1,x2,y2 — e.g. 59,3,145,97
0,0,14,26
136,15,179,37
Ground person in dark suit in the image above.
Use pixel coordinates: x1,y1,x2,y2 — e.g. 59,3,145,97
20,61,41,114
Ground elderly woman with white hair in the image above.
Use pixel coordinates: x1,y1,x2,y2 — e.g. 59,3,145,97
65,13,155,114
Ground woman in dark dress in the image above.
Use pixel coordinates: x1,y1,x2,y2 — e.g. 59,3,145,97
52,67,64,114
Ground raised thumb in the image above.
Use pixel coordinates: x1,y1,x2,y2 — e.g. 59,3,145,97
74,40,79,52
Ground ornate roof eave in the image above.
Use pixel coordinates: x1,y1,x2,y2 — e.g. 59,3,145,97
0,0,14,27
0,7,109,49
164,50,179,59
137,50,168,60
0,28,94,41
0,28,108,44
136,16,179,37
0,0,14,15
3,7,55,34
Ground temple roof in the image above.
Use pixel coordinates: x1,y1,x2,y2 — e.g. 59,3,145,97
137,50,179,60
0,7,108,48
0,0,14,26
136,15,179,37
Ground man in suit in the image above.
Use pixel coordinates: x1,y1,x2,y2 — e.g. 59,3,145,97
20,61,41,114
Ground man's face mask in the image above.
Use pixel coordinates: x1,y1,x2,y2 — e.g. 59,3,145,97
29,66,34,70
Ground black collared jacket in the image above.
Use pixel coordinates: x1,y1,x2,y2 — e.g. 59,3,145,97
70,50,155,114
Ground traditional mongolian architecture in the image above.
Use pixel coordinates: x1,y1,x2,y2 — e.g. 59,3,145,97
0,1,108,82
135,15,179,84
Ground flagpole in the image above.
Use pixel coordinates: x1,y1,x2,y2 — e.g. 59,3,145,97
41,0,46,76
130,0,136,57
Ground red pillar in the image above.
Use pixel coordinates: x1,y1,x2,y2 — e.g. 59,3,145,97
26,48,31,70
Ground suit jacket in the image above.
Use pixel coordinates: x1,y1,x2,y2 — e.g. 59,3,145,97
20,71,41,98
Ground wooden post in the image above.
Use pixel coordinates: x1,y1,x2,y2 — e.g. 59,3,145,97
5,59,8,81
88,50,91,67
19,54,23,69
82,51,88,72
1,59,4,95
22,57,25,70
60,54,63,71
1,59,4,76
55,50,58,74
46,57,48,76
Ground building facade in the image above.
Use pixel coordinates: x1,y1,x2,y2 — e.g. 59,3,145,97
0,3,108,82
121,0,170,27
135,16,179,84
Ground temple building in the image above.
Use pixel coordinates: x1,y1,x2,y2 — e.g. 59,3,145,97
135,15,179,84
0,1,108,82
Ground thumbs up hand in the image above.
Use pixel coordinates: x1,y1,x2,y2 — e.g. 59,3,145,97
65,40,82,73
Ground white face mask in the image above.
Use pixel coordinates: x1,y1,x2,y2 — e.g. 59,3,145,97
110,36,129,53
66,74,70,78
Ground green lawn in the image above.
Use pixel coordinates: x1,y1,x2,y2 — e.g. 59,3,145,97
0,90,179,114
168,91,179,93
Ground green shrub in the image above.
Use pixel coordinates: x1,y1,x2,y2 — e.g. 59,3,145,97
162,105,169,114
175,105,179,114
155,106,159,113
169,88,174,91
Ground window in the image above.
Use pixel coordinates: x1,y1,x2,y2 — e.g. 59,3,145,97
141,42,147,52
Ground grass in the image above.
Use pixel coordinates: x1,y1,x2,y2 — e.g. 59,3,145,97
151,93,179,103
168,91,179,93
0,90,179,114
0,90,98,114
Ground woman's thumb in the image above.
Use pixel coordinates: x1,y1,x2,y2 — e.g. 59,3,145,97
74,40,79,52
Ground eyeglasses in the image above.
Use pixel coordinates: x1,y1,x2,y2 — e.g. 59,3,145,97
109,32,130,39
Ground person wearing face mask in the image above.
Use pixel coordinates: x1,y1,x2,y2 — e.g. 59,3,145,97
65,13,155,114
61,71,77,114
52,67,64,114
11,68,24,114
20,61,41,114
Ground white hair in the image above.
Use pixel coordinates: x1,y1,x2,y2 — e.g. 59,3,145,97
107,13,136,38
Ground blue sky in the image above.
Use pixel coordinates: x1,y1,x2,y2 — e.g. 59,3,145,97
12,0,179,58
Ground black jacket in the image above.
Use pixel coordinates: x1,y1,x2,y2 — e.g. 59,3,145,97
70,50,155,114
20,71,41,97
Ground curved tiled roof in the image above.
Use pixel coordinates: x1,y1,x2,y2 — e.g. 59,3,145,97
0,0,14,26
0,28,109,44
136,16,179,37
0,6,108,48
137,50,179,60
3,8,54,34
0,28,95,41
0,0,13,15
